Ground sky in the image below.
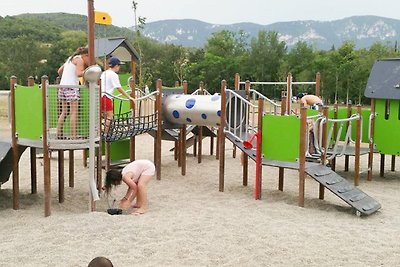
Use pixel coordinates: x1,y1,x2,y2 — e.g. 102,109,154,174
0,0,399,28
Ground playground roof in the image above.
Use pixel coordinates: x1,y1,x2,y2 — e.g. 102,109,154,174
364,58,400,100
95,37,140,62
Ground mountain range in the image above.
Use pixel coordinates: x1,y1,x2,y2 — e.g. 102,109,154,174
139,16,400,50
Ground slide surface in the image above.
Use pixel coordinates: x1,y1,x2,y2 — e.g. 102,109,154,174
0,141,27,184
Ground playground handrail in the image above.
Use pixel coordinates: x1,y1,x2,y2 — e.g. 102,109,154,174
317,114,361,160
225,89,258,143
191,88,212,95
249,89,280,115
104,90,158,102
368,112,376,144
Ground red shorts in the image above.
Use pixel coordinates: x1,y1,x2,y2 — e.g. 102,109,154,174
101,95,113,111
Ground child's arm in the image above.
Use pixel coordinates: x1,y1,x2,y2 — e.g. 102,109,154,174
117,87,136,103
74,57,86,77
122,174,138,198
57,64,64,76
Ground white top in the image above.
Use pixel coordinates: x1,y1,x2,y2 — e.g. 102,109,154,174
60,56,81,86
100,69,121,98
121,160,155,182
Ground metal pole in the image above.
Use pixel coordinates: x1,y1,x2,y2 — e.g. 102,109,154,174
89,81,100,211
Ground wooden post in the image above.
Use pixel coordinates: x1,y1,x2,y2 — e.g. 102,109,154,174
27,76,35,86
344,103,352,172
331,103,338,171
155,79,162,180
30,147,37,194
181,80,188,175
354,105,361,186
391,155,396,172
242,80,251,186
367,99,375,181
278,96,286,191
319,107,329,200
41,76,51,217
380,154,385,177
198,82,203,163
234,73,240,90
255,98,263,199
130,60,137,162
10,76,19,210
299,106,307,207
218,80,226,192
105,142,111,171
58,150,65,203
69,150,74,187
286,73,292,115
87,0,95,65
315,72,321,97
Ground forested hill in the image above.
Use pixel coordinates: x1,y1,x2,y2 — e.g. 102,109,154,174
12,13,135,40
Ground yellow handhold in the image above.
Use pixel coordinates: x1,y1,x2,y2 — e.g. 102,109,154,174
95,11,112,25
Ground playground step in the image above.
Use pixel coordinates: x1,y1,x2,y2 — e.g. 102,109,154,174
305,164,381,216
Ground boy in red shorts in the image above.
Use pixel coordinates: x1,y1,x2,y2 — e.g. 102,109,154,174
100,57,136,132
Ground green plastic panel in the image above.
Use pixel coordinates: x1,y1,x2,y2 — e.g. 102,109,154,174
119,73,131,87
262,115,300,162
15,85,43,140
374,100,400,155
102,139,131,161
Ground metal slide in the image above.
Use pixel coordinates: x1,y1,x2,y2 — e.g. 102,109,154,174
0,141,27,185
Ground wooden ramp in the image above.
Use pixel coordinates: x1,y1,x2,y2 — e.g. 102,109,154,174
225,132,381,216
304,164,381,216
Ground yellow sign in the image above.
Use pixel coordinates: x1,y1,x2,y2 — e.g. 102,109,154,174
95,11,112,25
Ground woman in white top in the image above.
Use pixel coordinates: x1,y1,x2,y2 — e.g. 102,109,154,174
57,47,89,139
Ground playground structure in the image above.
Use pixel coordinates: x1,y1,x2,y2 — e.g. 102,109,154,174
0,2,391,217
221,73,381,216
364,59,400,179
1,68,385,217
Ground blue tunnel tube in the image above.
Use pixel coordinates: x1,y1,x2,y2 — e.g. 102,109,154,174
164,94,222,127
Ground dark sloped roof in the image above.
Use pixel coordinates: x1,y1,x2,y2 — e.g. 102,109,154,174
364,59,400,100
95,37,140,62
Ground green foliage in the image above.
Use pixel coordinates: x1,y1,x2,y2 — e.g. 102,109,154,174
0,16,61,42
1,12,400,107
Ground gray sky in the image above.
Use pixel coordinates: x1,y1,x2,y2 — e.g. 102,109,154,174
0,0,399,28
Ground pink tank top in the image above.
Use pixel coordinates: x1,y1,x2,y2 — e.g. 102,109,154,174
121,160,155,181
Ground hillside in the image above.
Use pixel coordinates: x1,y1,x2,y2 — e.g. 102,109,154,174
14,13,136,41
2,13,400,50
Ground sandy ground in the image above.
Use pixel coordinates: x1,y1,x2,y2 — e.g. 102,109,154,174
0,102,399,266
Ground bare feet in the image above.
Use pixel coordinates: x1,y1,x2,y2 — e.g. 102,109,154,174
131,208,146,215
119,199,131,209
131,203,140,209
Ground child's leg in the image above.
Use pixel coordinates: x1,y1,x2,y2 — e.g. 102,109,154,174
103,111,113,133
70,101,79,138
57,101,68,138
119,185,137,209
133,175,152,214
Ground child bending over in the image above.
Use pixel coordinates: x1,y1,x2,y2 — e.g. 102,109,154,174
104,159,155,215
